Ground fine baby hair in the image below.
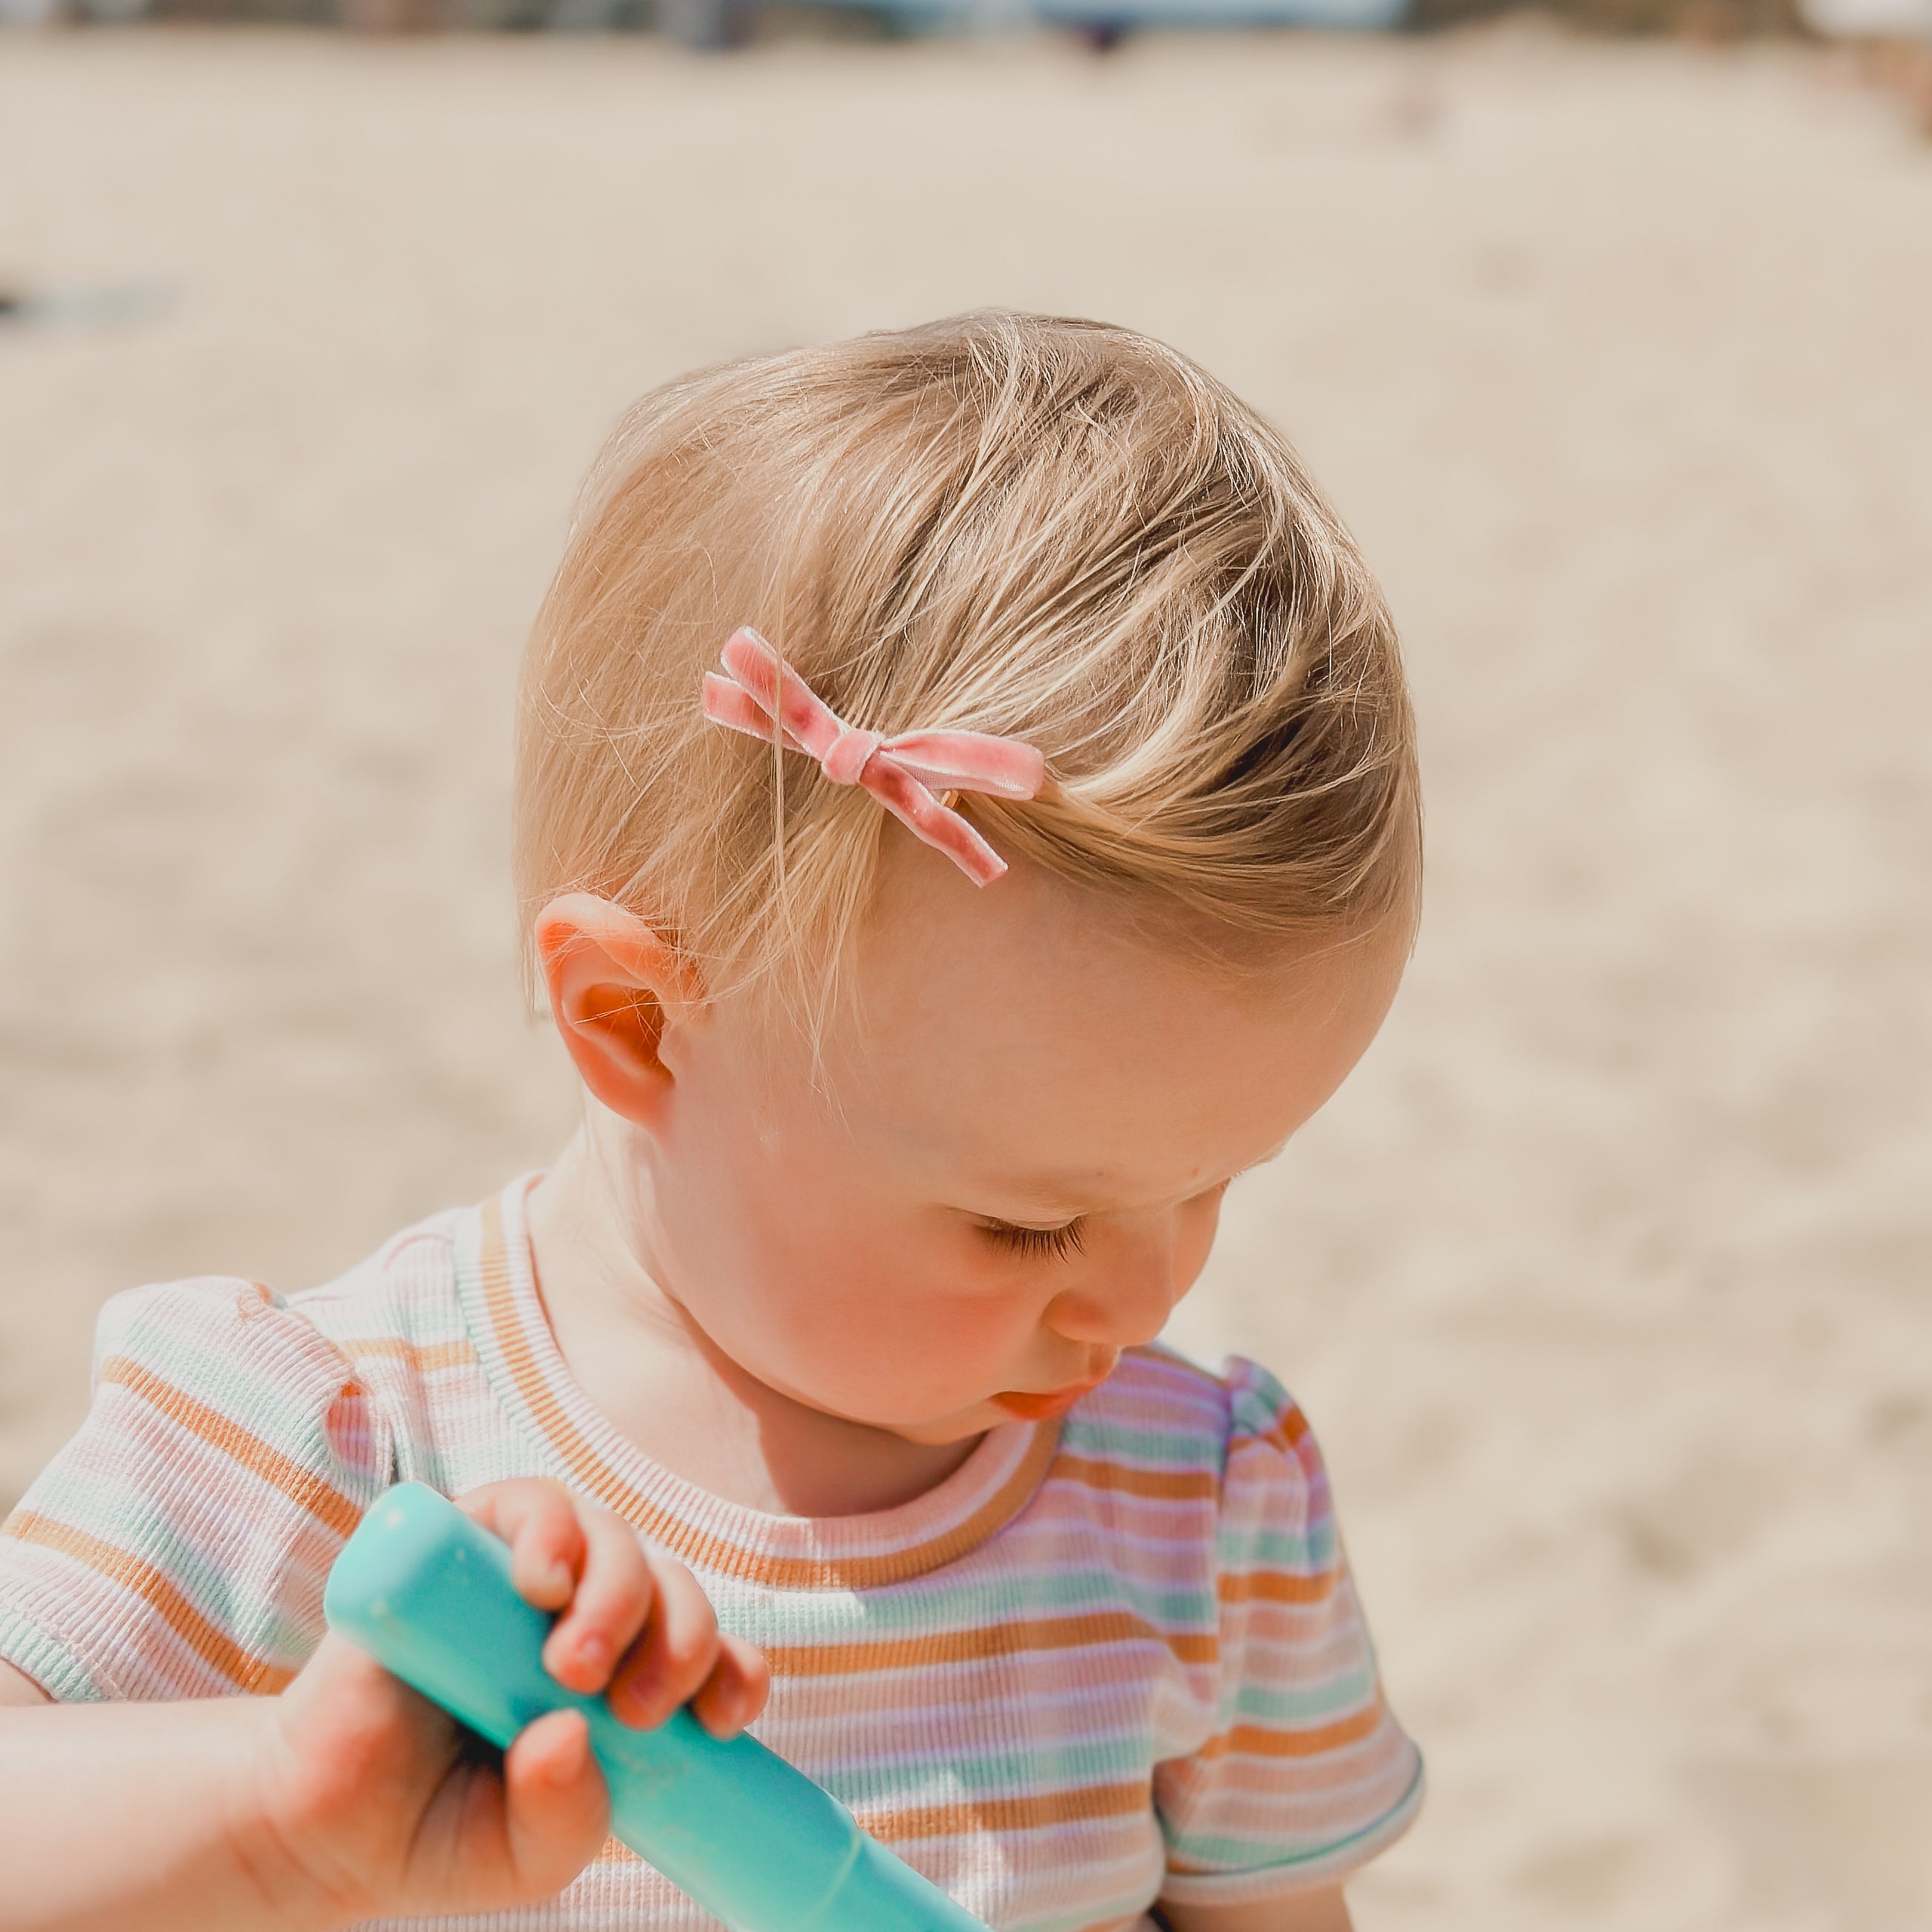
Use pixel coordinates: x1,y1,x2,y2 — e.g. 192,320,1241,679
516,310,1422,1023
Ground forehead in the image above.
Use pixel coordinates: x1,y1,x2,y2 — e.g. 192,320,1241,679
810,845,1405,1212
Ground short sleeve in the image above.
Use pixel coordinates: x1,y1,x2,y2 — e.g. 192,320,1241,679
0,1276,393,1702
1153,1359,1423,1905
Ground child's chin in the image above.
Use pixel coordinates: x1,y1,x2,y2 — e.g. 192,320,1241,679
879,1397,1018,1444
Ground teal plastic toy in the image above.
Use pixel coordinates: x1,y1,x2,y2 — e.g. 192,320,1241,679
324,1482,990,1932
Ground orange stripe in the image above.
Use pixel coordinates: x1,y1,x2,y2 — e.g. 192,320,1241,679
336,1336,479,1373
1,1510,293,1694
1050,1454,1216,1502
763,1610,1216,1677
476,1196,1061,1590
1216,1567,1342,1606
590,1785,1148,1862
861,1779,1151,1842
1245,1406,1313,1459
1192,1700,1387,1761
98,1356,364,1541
599,1808,1152,1875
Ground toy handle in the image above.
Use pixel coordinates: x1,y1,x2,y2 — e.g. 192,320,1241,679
323,1482,990,1932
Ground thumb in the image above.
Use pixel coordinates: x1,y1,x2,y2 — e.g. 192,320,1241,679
273,1631,461,1809
501,1709,611,1900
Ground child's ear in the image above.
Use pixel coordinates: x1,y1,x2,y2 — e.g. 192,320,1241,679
534,894,704,1127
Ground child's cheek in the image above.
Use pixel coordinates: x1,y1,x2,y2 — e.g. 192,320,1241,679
788,1259,1034,1417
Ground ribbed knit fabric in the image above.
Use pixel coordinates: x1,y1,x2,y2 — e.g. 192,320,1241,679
0,1177,1422,1932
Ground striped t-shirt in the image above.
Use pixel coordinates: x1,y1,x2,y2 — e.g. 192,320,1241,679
0,1177,1422,1931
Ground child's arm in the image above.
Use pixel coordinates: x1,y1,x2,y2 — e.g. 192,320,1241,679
0,1636,609,1932
0,1479,767,1932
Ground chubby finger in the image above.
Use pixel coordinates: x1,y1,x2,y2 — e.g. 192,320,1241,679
541,1504,656,1696
501,1709,610,1899
607,1549,724,1731
459,1481,588,1614
688,1634,771,1741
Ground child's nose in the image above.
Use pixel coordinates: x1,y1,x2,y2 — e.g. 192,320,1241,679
1043,1228,1182,1350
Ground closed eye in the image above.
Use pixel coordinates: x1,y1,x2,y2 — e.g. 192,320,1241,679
979,1219,1086,1261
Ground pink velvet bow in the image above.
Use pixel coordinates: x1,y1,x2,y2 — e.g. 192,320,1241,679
702,627,1047,886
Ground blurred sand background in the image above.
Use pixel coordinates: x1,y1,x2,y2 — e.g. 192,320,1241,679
1,23,1928,1932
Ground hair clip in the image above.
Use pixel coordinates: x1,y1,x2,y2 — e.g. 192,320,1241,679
702,627,1045,886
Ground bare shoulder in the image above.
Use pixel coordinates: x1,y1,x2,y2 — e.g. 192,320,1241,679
0,1657,53,1705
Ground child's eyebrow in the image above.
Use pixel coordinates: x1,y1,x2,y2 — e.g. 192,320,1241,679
970,1140,1293,1222
967,1183,1110,1222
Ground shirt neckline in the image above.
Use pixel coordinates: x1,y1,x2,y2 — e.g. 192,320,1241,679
454,1176,1062,1590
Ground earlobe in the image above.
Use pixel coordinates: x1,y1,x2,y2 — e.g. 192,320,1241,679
534,894,702,1127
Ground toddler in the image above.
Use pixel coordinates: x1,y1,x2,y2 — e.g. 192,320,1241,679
0,312,1424,1932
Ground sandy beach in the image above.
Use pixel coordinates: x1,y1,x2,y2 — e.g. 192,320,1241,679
1,23,1928,1931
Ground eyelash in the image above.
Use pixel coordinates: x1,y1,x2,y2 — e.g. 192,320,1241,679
981,1219,1086,1261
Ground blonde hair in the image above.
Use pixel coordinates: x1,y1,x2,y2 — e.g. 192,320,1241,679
515,311,1419,1023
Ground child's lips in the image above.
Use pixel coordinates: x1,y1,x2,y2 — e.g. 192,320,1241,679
990,1373,1109,1420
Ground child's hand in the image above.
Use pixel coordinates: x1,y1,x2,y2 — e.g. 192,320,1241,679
458,1478,768,1737
244,1479,769,1929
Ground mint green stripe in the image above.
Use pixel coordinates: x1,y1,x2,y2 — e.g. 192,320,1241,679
1059,1419,1219,1468
1163,1753,1425,1873
0,1605,105,1703
826,1733,1151,1799
1219,1525,1336,1568
1229,1667,1378,1724
710,1565,1215,1636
